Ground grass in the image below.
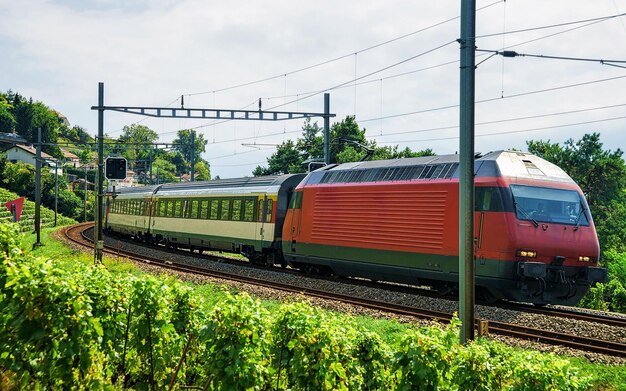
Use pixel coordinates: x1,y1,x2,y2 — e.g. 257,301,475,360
22,226,626,390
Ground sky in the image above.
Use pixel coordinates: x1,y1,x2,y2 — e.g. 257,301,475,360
1,0,625,178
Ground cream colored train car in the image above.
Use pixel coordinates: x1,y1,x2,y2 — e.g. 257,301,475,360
106,174,305,264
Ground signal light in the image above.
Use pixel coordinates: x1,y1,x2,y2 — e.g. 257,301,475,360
516,249,537,258
105,157,127,180
578,256,594,262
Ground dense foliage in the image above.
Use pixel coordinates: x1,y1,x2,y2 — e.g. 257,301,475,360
0,161,83,221
527,133,626,312
0,223,595,390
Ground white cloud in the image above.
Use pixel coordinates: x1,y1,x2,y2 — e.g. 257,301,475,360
1,0,625,177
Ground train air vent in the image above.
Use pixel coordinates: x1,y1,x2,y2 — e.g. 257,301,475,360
522,159,545,176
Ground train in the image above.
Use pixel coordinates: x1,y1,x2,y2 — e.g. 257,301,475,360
105,150,607,306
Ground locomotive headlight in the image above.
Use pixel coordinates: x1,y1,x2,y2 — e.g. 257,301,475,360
578,256,594,262
516,249,537,258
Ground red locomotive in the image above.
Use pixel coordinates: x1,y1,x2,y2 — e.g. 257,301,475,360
282,150,606,305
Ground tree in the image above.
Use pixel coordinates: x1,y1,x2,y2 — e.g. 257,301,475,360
253,140,303,176
194,161,211,181
153,158,177,184
171,129,208,176
0,98,16,133
118,124,159,170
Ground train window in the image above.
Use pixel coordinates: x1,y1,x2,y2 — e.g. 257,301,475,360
475,187,504,212
174,200,183,218
511,185,590,226
220,199,231,220
157,201,164,217
289,192,303,209
258,199,264,222
199,200,207,219
232,200,242,221
244,199,255,221
190,200,199,219
208,199,217,219
265,199,273,223
183,200,189,218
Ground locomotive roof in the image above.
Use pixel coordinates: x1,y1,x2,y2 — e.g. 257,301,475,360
303,150,574,185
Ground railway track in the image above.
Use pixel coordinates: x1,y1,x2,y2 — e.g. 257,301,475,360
62,223,626,358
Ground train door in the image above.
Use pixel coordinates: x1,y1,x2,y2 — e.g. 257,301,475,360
288,191,303,253
255,195,267,250
143,198,149,231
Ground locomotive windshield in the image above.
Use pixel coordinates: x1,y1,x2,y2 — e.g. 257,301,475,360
510,185,589,226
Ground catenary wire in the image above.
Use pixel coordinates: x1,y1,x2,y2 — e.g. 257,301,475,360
183,0,503,98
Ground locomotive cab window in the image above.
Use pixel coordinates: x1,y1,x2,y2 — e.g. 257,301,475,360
289,192,303,209
475,187,504,212
510,185,589,226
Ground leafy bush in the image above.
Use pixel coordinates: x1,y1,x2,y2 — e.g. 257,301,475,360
199,292,272,389
0,223,597,390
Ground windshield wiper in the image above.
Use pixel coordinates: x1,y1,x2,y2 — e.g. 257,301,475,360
514,201,539,227
573,202,587,231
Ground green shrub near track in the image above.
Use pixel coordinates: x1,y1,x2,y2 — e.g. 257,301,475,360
0,223,597,390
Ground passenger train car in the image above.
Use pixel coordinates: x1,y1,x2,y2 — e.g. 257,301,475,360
106,151,607,305
106,175,304,263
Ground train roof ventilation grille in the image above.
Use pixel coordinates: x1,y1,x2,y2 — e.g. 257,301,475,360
319,162,458,184
522,159,545,176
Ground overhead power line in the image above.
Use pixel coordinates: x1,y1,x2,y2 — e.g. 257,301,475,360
183,0,504,98
476,11,626,39
155,40,458,136
358,74,626,123
366,102,626,139
376,115,626,145
476,49,626,68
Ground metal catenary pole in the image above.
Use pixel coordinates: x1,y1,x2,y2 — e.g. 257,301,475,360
190,130,195,182
95,82,105,263
54,160,58,226
459,0,477,343
34,127,42,246
84,165,88,221
324,93,330,165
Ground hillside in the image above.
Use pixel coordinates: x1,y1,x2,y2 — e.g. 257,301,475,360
0,187,76,231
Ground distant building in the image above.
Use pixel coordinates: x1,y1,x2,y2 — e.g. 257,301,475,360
71,178,96,191
2,144,62,175
60,147,81,168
